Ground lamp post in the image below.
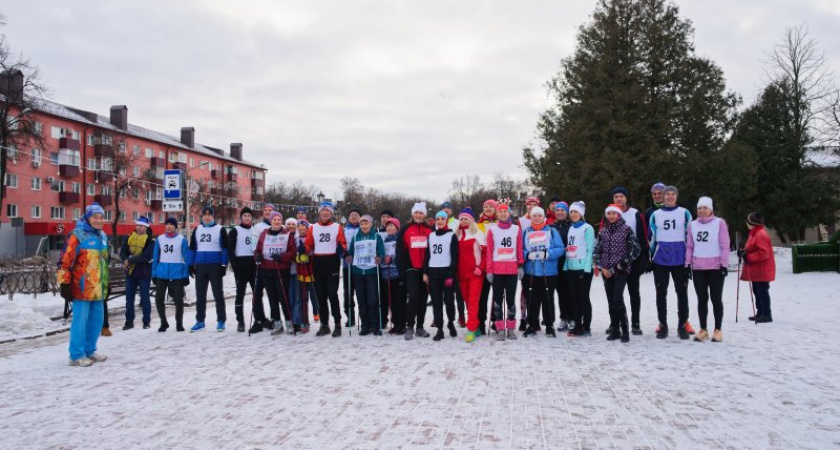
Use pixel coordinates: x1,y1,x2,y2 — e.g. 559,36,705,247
184,161,211,242
316,191,324,204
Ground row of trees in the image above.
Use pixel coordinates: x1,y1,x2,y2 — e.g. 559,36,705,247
523,0,840,242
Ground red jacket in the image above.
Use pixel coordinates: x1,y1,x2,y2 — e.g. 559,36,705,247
456,228,486,280
398,221,433,272
740,225,775,282
255,227,296,271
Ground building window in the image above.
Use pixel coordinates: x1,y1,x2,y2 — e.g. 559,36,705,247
71,182,80,194
34,122,43,135
132,187,139,199
31,177,41,191
104,210,112,221
119,211,126,222
133,145,140,156
50,206,65,219
119,188,126,199
145,148,153,158
58,149,81,166
73,208,80,220
168,152,176,163
87,184,95,196
119,166,126,176
87,158,97,170
50,152,59,165
6,146,19,164
133,211,139,221
189,158,195,167
31,205,41,219
87,134,95,146
6,204,18,218
4,173,17,188
133,166,140,177
101,185,112,196
159,150,164,159
32,148,42,166
118,141,126,154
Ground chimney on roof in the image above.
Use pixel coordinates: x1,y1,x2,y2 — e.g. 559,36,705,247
109,105,128,130
230,143,243,161
0,69,24,100
180,127,195,148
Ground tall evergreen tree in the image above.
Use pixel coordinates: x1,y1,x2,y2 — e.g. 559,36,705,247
523,0,746,224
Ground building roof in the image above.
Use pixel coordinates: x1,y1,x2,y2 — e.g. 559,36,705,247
28,96,267,171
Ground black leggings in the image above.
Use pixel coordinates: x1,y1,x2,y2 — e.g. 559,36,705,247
522,275,556,329
566,270,593,330
653,264,690,328
692,269,725,330
313,255,341,326
260,268,292,322
492,275,518,321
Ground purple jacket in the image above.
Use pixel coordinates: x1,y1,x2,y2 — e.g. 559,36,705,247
593,218,641,275
685,215,730,270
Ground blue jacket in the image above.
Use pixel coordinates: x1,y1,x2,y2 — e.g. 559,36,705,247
649,207,692,267
187,223,229,266
152,234,190,280
523,226,565,276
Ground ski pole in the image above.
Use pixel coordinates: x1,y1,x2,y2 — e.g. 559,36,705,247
541,259,554,334
249,262,261,337
745,263,756,324
274,264,296,336
735,258,741,323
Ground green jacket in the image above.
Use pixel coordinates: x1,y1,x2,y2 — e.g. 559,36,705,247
347,229,385,276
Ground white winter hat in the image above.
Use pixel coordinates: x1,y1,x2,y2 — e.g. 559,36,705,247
604,204,623,216
530,206,545,218
697,196,713,210
411,202,427,215
570,201,586,218
285,218,298,227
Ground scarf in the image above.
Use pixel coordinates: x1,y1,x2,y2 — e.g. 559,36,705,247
497,218,513,230
126,232,148,275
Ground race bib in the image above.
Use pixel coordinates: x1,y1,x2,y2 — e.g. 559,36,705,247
410,236,428,249
496,247,515,261
353,240,377,268
566,245,578,259
528,231,547,245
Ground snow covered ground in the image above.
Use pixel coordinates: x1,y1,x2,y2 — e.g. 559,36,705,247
0,249,838,449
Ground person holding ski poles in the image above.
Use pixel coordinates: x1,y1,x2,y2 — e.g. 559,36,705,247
453,207,487,342
485,202,524,341
346,215,386,336
380,218,403,334
686,197,730,342
423,211,460,341
304,201,348,337
398,202,433,340
649,185,693,339
254,211,296,335
152,217,189,332
551,202,573,332
187,206,229,332
476,199,498,335
594,204,641,343
248,203,276,333
517,196,542,331
564,201,596,337
227,206,257,333
58,203,110,367
522,207,565,337
740,212,776,324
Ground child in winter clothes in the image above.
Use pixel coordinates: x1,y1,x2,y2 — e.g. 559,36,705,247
593,204,641,343
152,217,189,332
686,197,730,342
564,202,596,337
607,186,650,335
295,221,316,332
522,207,565,337
58,203,109,367
485,203,524,341
255,212,297,335
423,211,460,341
380,218,404,334
740,212,776,324
454,208,487,342
551,202,573,331
346,215,386,335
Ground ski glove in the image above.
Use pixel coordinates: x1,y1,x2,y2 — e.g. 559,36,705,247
517,267,524,280
220,266,227,277
184,277,191,287
473,267,482,277
60,283,73,303
188,266,195,278
720,266,728,277
686,265,693,280
344,255,353,265
486,273,494,283
528,251,546,261
444,278,453,288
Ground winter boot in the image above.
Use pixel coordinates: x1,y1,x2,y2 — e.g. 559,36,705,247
631,322,643,336
607,323,621,341
360,328,372,336
496,329,507,341
519,319,527,332
122,322,134,331
176,322,185,332
69,358,93,367
694,329,709,342
433,328,445,341
332,325,342,337
143,322,151,330
404,328,415,341
285,320,294,334
545,327,556,337
158,323,169,333
100,327,112,337
755,315,773,323
556,320,569,332
605,326,613,335
415,328,431,338
316,325,331,336
712,329,723,342
620,316,630,343
507,329,518,340
677,324,690,340
656,324,668,339
448,321,457,337
271,321,284,336
249,322,264,334
568,324,584,337
505,320,517,339
261,319,274,330
237,321,245,333
89,353,108,363
523,327,538,337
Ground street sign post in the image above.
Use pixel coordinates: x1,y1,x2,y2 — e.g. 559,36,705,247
163,200,183,212
164,170,183,200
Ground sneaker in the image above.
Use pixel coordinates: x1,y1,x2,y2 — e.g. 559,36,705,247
755,316,773,323
684,321,696,335
248,323,264,334
433,328,445,341
694,329,709,342
496,330,506,341
448,321,457,337
465,331,476,343
89,353,107,363
458,316,466,328
580,329,592,336
656,324,668,339
190,322,206,332
237,322,245,333
390,327,406,335
506,329,517,340
556,320,569,332
122,322,134,331
216,322,225,332
69,358,93,367
748,315,757,321
404,328,415,341
605,326,613,335
332,326,342,337
261,319,274,330
300,325,310,334
158,324,169,332
415,328,430,338
272,320,284,333
285,320,294,334
176,324,185,332
100,327,112,337
677,325,689,340
143,323,151,330
545,328,556,338
712,329,723,342
316,326,331,337
523,327,538,337
631,324,643,335
607,328,621,341
271,326,284,336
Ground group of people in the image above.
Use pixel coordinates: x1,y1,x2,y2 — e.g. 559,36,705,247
57,182,778,366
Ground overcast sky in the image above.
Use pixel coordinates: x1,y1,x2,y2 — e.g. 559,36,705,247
3,1,839,201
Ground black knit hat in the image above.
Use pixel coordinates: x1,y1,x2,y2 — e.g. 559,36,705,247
747,212,764,226
240,206,253,218
165,217,179,227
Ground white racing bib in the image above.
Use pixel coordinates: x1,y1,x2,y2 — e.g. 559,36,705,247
621,207,638,232
410,235,428,249
428,231,453,268
233,225,254,257
312,223,339,254
157,234,185,264
690,218,722,258
525,229,551,254
565,225,588,261
195,225,222,253
251,222,270,251
491,225,520,262
384,241,397,266
262,232,290,260
353,239,377,270
652,208,689,243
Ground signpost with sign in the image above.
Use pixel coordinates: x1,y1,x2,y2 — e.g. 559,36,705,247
164,170,182,200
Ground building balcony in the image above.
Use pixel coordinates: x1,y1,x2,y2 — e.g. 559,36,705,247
251,178,264,187
58,192,80,204
95,171,114,183
150,199,163,210
59,137,80,151
211,170,221,179
150,157,166,168
59,164,80,178
173,162,187,171
226,173,238,182
93,144,114,158
94,195,113,206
